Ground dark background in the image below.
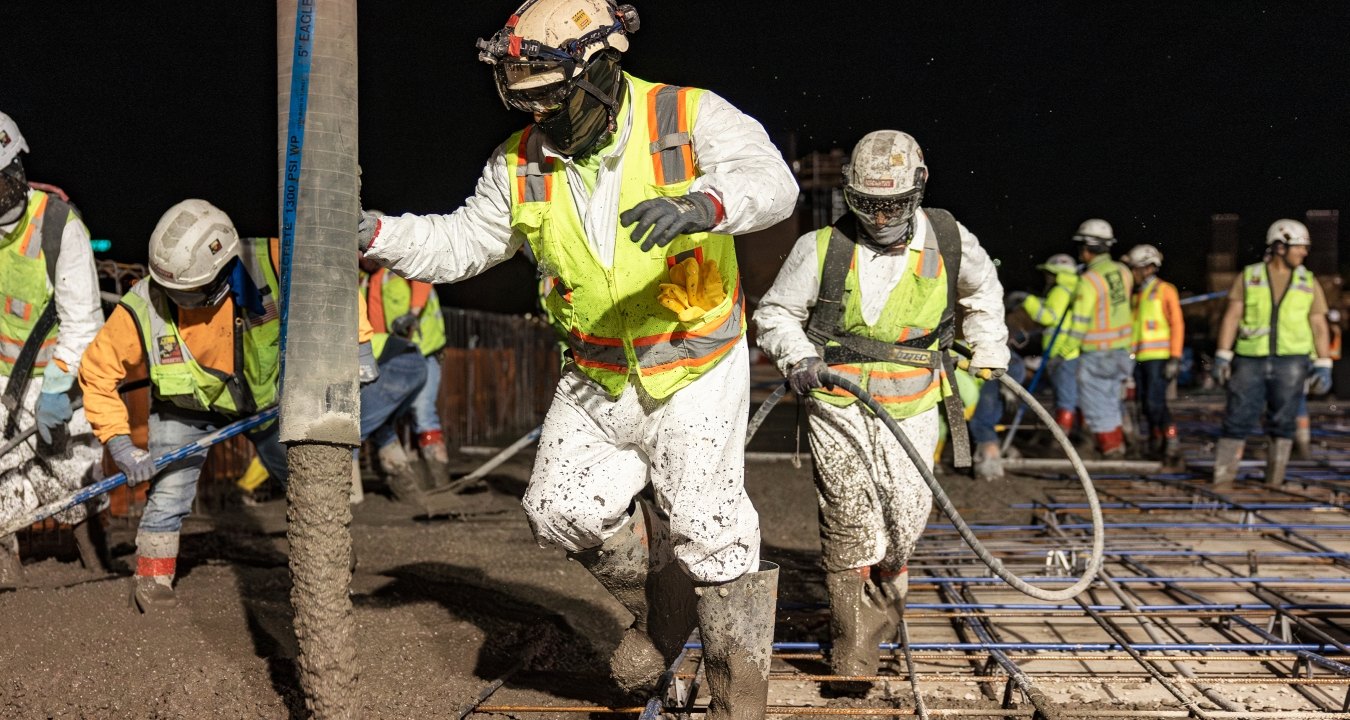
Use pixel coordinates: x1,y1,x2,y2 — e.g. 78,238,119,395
7,1,1349,312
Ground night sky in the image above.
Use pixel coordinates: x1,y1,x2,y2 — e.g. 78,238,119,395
8,1,1349,311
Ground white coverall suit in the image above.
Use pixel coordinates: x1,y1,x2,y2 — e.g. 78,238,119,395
363,81,797,583
753,210,1008,572
0,190,107,546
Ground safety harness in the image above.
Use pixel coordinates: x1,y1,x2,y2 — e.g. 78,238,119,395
805,209,973,467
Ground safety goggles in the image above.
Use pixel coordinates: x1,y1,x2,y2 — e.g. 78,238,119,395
163,273,230,310
495,58,578,114
844,185,923,226
0,159,28,220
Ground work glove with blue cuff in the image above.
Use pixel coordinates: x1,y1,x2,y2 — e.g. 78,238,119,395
1310,359,1334,395
107,435,156,487
36,364,77,450
621,193,718,252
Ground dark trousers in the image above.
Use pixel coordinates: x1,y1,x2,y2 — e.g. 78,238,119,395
1133,359,1172,436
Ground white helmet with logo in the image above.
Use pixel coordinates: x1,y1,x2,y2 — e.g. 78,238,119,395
477,0,638,113
1123,244,1164,268
148,199,241,291
0,111,28,168
1073,218,1115,247
1266,218,1310,247
842,130,928,228
1036,253,1078,275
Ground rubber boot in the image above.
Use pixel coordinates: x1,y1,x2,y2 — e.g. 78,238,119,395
1053,408,1076,436
1095,427,1126,459
1162,424,1182,465
1212,437,1245,486
418,431,452,490
130,531,179,612
696,561,779,720
378,442,426,509
569,507,698,696
0,534,24,589
824,568,891,695
972,442,1004,481
1265,437,1293,487
1293,422,1312,461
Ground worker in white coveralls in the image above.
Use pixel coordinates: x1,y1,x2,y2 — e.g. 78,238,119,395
754,130,1008,692
0,111,108,587
356,1,796,715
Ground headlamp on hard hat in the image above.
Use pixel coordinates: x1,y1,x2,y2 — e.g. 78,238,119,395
476,1,638,113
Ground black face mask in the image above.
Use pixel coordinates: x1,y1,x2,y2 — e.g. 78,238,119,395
0,159,28,226
162,262,234,309
536,51,623,158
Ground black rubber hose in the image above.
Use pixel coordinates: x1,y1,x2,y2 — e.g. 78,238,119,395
816,368,1105,602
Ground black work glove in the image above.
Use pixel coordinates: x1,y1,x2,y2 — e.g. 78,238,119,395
620,193,718,252
1162,357,1180,381
390,313,419,339
788,357,834,396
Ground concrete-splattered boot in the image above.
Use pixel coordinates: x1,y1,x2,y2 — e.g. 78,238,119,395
972,442,1004,481
1162,424,1182,465
1265,438,1294,487
1293,422,1312,461
72,515,111,574
378,442,425,508
570,508,698,696
696,561,779,720
1212,437,1245,486
130,531,179,612
0,534,24,589
418,431,452,490
1094,427,1126,459
825,568,892,695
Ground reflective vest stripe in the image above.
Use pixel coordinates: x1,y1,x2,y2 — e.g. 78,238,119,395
16,193,48,259
869,372,942,405
649,85,695,184
1088,273,1110,330
515,127,553,203
1132,279,1175,361
632,285,745,373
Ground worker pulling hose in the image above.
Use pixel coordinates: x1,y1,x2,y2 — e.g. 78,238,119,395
745,359,1105,602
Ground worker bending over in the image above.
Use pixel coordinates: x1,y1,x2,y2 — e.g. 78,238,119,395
1066,220,1133,458
1123,244,1183,461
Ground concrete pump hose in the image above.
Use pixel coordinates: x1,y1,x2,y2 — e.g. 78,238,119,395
817,368,1105,602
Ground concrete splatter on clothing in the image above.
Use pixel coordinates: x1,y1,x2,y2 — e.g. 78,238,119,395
0,376,107,529
523,339,760,584
807,401,939,573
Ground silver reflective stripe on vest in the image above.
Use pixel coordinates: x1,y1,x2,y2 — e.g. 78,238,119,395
132,283,204,391
866,367,941,404
918,234,941,278
652,86,690,184
517,128,551,203
569,334,630,371
632,290,744,372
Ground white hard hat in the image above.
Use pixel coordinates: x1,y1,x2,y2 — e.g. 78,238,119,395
1036,253,1078,275
477,0,638,112
1266,218,1311,247
0,112,29,168
148,199,241,290
844,130,927,197
1123,244,1164,268
1073,218,1115,246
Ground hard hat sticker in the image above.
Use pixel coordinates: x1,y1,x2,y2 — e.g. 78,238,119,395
863,178,895,189
157,335,184,364
572,10,592,30
0,131,10,148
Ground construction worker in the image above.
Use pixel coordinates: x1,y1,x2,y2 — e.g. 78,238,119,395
754,130,1008,691
1212,219,1332,485
80,200,414,611
969,305,1034,480
1123,244,1184,460
359,253,448,491
1017,253,1081,435
0,111,108,586
357,1,796,714
1065,219,1133,458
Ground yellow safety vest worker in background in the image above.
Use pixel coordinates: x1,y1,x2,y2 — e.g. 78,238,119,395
1234,262,1317,357
1131,276,1180,362
1069,254,1132,352
364,268,446,358
507,73,745,399
809,227,949,420
1022,273,1081,360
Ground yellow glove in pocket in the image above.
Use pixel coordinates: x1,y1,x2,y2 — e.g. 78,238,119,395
658,258,727,322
